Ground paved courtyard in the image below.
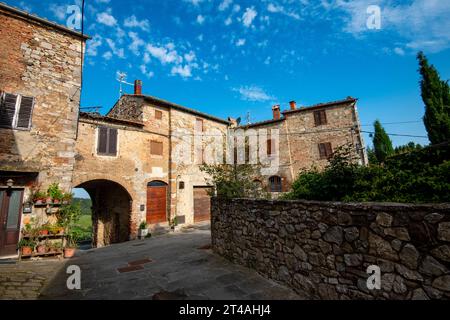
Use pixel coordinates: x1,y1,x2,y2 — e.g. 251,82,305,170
1,224,305,300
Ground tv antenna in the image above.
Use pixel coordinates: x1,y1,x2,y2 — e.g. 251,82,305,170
116,71,134,98
246,111,251,125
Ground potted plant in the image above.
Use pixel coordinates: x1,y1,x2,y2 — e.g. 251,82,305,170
47,183,63,204
64,233,78,258
18,238,35,256
138,221,148,239
33,191,47,205
169,216,179,232
62,192,73,205
36,242,47,254
39,223,50,236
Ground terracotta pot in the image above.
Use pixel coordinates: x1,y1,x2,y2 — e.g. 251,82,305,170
46,197,53,204
21,246,32,256
58,227,65,235
53,199,60,204
39,229,49,236
35,199,44,205
37,245,46,254
64,248,76,258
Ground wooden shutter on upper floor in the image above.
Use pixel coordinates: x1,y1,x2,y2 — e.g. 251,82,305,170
97,127,108,154
0,93,18,128
267,139,273,156
150,140,163,156
108,128,118,155
319,142,332,159
314,110,327,126
16,96,34,129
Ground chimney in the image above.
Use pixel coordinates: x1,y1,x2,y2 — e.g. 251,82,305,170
289,100,297,110
272,105,281,120
134,80,142,95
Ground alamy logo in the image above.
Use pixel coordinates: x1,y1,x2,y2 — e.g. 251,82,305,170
366,5,382,30
366,265,381,290
66,265,81,290
65,5,82,30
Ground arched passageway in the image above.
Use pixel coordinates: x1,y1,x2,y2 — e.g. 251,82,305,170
75,179,132,247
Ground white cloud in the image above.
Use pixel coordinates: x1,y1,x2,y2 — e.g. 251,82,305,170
102,51,113,60
184,0,203,6
128,32,145,56
267,3,300,20
196,15,205,25
219,0,233,11
106,38,125,58
124,15,150,32
225,17,232,25
233,86,275,102
394,47,405,56
146,44,183,65
86,35,102,56
236,39,246,46
97,11,117,26
49,4,66,21
184,51,196,62
242,7,257,27
96,0,110,3
171,65,192,78
233,4,241,13
140,65,155,78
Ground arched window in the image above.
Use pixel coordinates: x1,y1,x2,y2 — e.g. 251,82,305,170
269,176,282,192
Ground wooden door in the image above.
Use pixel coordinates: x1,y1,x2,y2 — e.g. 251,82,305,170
146,184,167,224
193,187,212,223
0,189,23,257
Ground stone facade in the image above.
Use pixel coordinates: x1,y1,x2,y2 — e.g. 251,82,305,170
211,198,450,300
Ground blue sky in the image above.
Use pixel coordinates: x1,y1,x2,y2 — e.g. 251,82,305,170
6,0,450,149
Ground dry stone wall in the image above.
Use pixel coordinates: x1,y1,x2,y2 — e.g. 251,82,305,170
211,198,450,300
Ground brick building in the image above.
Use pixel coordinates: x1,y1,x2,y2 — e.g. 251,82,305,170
0,3,87,256
0,3,366,254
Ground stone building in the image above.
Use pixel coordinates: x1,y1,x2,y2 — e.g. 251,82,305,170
0,3,87,257
0,3,367,254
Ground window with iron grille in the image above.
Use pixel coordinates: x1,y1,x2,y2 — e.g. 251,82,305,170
314,110,327,126
0,92,35,130
269,176,282,192
318,142,333,159
97,127,118,156
150,140,163,156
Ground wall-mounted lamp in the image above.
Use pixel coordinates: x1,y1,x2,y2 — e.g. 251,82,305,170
6,179,14,188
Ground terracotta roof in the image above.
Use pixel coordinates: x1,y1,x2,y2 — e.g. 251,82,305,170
237,118,284,129
0,2,90,40
122,94,230,125
282,97,358,115
79,112,144,127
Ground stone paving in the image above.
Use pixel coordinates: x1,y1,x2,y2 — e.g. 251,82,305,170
0,259,64,300
35,223,305,300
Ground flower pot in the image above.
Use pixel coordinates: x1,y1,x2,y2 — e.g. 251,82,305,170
37,245,46,254
39,229,49,236
46,197,53,204
64,248,76,258
34,199,44,205
53,199,60,204
21,246,32,256
138,228,148,239
58,227,65,235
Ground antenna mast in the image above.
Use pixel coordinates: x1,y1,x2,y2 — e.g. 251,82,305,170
116,71,134,98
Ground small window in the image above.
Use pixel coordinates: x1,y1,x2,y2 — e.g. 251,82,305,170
179,181,185,189
97,127,118,156
314,110,327,126
269,176,282,192
267,139,274,156
150,140,163,156
0,92,35,130
195,118,204,132
155,110,162,120
318,142,333,159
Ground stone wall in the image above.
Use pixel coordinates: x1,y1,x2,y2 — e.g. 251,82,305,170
211,198,450,300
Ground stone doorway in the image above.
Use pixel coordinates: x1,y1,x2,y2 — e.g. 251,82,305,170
75,179,132,247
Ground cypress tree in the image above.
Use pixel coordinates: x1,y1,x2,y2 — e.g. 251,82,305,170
417,52,450,144
373,120,393,163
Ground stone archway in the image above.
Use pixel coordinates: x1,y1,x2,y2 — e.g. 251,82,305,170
75,179,132,248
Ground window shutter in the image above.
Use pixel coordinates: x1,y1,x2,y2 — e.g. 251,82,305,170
320,110,327,125
0,93,18,128
108,128,118,155
16,96,34,129
314,111,321,126
325,142,332,158
319,143,327,159
155,110,162,120
151,140,163,156
97,127,108,154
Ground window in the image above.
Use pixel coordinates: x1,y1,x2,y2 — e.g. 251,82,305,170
179,181,185,189
195,118,204,132
150,140,163,156
267,139,274,156
318,142,333,159
97,127,118,156
0,92,34,130
155,110,162,120
269,176,282,192
314,110,327,126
